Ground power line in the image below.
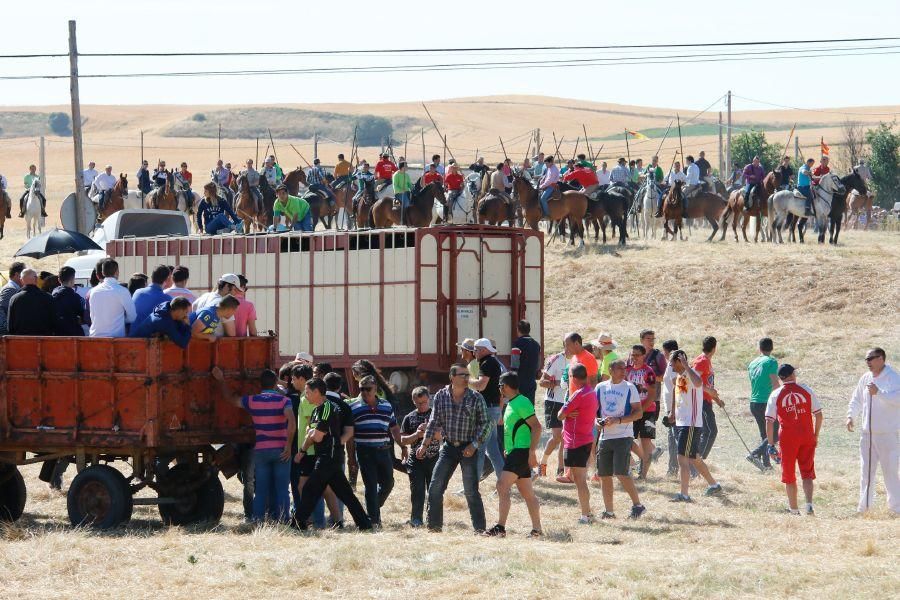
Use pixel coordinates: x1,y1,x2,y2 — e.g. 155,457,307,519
733,94,900,117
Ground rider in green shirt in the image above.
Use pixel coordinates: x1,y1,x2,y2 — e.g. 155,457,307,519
20,164,47,217
392,162,413,215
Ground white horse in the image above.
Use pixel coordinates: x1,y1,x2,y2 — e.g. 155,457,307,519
24,179,44,239
769,172,844,243
638,182,661,239
172,178,202,215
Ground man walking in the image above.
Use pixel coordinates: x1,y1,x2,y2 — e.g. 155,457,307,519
212,367,295,522
537,349,568,478
485,372,543,537
419,364,492,532
350,375,403,527
400,387,441,527
558,364,598,523
469,338,506,481
748,338,780,469
847,347,899,514
765,364,823,515
511,319,541,403
692,336,725,461
626,345,658,479
659,340,681,476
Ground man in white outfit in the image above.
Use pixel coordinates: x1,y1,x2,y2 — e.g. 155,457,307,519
846,347,899,514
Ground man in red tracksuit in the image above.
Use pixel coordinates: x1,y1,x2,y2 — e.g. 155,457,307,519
765,364,824,515
563,165,600,197
374,154,398,191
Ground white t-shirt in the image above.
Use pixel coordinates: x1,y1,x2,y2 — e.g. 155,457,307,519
667,170,686,186
597,169,611,185
673,370,704,428
596,380,640,440
543,352,567,405
660,364,676,414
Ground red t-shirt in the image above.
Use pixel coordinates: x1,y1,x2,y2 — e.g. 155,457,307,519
181,170,193,185
375,160,397,180
765,382,822,443
445,172,464,191
564,168,599,188
423,171,443,185
626,363,657,412
691,354,715,404
812,164,830,184
568,349,599,395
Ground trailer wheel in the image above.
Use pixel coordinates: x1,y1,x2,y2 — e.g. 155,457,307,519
158,465,224,526
0,465,27,522
67,465,133,529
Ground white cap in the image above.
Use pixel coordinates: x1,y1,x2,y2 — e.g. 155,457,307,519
474,338,497,353
594,333,618,350
219,273,241,287
294,351,314,364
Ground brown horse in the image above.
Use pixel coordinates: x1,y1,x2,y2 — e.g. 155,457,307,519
719,171,779,242
662,181,727,242
845,188,875,229
235,174,266,232
99,174,129,223
353,180,376,230
512,175,588,245
0,189,8,239
369,181,445,228
145,170,177,211
583,190,629,245
477,190,516,226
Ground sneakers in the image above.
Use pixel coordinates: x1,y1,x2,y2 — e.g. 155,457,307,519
651,448,664,463
746,454,766,472
704,483,723,497
556,468,573,484
537,463,548,478
600,511,616,520
590,473,601,485
527,529,543,538
577,515,594,525
483,524,507,538
670,493,693,503
629,504,646,519
805,504,815,516
786,508,801,515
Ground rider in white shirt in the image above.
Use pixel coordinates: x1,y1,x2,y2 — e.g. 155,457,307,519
82,161,99,193
90,165,118,211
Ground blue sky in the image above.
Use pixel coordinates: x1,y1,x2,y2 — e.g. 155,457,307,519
1,0,898,110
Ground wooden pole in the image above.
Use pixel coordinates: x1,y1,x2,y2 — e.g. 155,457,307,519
794,136,800,162
421,129,426,171
780,123,797,163
255,137,259,166
653,120,673,158
422,102,456,162
726,90,732,175
552,133,564,158
217,124,221,161
570,136,580,161
266,128,279,165
68,20,87,233
313,132,318,162
624,130,631,164
39,136,46,202
498,136,509,161
403,133,408,163
582,124,593,165
676,115,684,166
442,135,447,169
289,144,312,167
717,112,724,176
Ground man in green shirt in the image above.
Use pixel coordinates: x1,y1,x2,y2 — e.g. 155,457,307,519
596,333,620,381
748,337,780,469
19,164,47,217
646,155,665,184
273,185,312,231
391,162,412,222
485,371,543,538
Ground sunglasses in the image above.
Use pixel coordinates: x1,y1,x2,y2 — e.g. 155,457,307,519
361,386,375,392
452,372,468,378
865,355,882,362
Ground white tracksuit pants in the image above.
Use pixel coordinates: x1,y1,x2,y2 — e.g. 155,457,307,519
858,431,899,513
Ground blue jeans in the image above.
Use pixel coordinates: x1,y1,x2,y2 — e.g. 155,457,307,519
204,213,233,235
355,445,394,526
427,442,486,531
478,405,505,480
408,455,437,525
539,187,554,216
292,213,313,231
397,191,411,208
252,448,291,522
310,183,335,204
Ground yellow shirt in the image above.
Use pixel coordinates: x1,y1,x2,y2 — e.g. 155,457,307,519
333,160,352,178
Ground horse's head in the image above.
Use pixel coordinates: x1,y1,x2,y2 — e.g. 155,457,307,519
30,179,41,193
430,181,446,203
667,180,683,204
846,169,868,196
116,173,128,192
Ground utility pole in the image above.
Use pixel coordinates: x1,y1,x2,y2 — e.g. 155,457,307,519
39,136,46,202
140,130,144,164
717,111,724,176
68,20,87,233
795,137,800,162
313,132,318,161
217,124,221,161
726,90,732,176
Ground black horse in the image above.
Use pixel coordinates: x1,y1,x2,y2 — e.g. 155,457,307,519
826,169,868,245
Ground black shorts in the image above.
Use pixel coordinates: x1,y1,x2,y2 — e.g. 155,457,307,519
544,400,564,429
675,426,701,459
503,448,532,479
563,443,592,468
633,409,659,439
596,437,633,477
298,453,317,477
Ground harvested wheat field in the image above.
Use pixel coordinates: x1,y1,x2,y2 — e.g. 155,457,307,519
1,224,898,600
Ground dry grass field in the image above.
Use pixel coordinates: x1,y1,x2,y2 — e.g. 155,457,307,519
1,220,898,599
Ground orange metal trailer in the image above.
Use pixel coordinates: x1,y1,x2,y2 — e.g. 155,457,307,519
0,336,276,528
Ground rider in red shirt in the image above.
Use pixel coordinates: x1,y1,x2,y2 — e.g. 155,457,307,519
422,164,443,186
564,165,600,196
374,154,398,189
811,156,830,185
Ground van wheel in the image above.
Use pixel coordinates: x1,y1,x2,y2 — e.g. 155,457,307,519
158,465,224,526
0,465,27,522
67,465,133,529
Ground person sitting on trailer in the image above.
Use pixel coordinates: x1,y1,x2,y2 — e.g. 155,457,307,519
273,184,312,232
197,182,241,235
129,297,192,349
189,294,240,342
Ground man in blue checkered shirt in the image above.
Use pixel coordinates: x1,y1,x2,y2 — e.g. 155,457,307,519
306,159,336,207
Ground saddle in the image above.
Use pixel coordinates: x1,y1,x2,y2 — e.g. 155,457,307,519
302,189,329,203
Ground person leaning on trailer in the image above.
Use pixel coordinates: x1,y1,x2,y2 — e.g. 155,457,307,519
7,268,56,336
129,297,193,349
89,259,137,338
189,295,240,342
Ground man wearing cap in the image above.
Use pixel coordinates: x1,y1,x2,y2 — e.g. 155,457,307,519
89,165,118,213
847,347,900,514
457,338,480,381
766,364,823,515
537,156,560,218
307,159,336,208
273,185,312,232
609,158,630,187
374,153,398,192
444,163,465,218
262,156,283,188
469,338,506,480
191,274,240,337
595,333,620,382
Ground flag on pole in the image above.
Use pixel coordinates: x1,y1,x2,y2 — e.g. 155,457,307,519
626,130,648,140
820,137,830,156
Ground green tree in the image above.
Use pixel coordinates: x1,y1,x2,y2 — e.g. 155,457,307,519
730,130,783,172
354,115,393,146
48,112,72,136
865,122,900,209
191,113,207,122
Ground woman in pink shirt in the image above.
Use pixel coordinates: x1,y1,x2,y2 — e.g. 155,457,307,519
558,363,599,523
233,274,257,337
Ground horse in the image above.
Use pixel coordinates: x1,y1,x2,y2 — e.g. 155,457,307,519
234,174,266,232
24,179,44,239
661,181,726,242
512,175,588,245
769,172,853,244
369,181,446,228
845,188,875,230
636,181,662,239
477,190,516,226
145,170,178,211
719,171,779,243
98,174,129,223
584,189,628,245
825,170,867,245
354,179,378,230
259,176,277,228
173,176,201,216
0,187,9,239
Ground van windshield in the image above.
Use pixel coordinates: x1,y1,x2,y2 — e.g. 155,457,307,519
117,213,189,237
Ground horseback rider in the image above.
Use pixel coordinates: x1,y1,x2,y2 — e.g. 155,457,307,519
631,159,643,189
212,159,231,188
563,163,599,197
428,154,445,177
242,159,264,214
152,160,169,191
538,156,560,218
82,161,99,195
776,156,794,191
392,162,413,222
657,161,686,216
444,163,465,216
575,153,593,169
797,158,816,217
695,151,712,193
89,165,117,212
351,161,376,216
742,156,766,212
0,171,10,219
530,153,544,181
262,156,283,189
726,161,744,189
682,155,701,210
646,155,665,188
374,153,398,192
136,160,152,196
333,153,352,190
423,163,444,186
175,162,195,211
560,159,575,177
307,158,336,208
196,182,241,235
469,156,488,176
854,159,872,182
597,161,611,189
490,163,513,206
19,164,47,218
609,157,630,189
812,155,830,184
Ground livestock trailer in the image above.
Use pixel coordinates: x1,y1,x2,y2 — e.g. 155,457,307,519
107,225,544,393
0,336,275,528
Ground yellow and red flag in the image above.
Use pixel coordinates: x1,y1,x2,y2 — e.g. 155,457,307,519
626,130,648,140
821,137,830,156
